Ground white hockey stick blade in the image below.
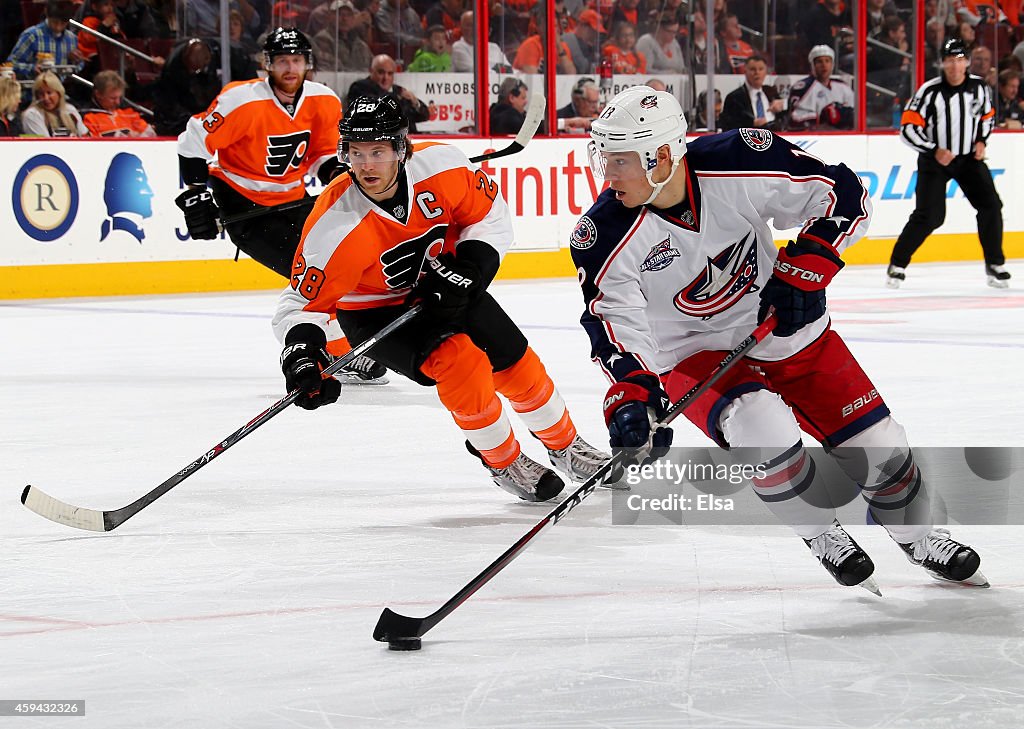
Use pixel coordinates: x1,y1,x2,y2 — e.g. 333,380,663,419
516,92,546,147
21,486,107,532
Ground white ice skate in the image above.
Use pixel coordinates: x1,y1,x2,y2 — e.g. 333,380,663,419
897,528,989,587
547,435,624,489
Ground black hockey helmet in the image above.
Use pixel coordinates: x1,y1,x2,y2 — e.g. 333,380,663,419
941,38,968,59
337,95,410,163
263,27,313,68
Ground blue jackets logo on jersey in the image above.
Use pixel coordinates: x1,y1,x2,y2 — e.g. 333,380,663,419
739,128,773,151
570,215,598,249
673,232,760,318
639,238,680,272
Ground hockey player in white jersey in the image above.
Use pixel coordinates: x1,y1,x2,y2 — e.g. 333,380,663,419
787,45,855,130
572,86,987,590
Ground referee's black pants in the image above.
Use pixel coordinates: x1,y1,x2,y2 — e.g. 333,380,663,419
890,153,1005,268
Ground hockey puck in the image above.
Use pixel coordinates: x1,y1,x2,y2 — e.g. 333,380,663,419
388,637,422,651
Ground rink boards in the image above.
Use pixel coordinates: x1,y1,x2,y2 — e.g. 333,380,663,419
3,133,1024,298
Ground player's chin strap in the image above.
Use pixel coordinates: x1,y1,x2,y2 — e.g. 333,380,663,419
643,155,684,206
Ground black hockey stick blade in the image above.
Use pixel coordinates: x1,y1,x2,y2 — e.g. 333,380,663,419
373,315,778,644
21,307,422,533
221,97,544,229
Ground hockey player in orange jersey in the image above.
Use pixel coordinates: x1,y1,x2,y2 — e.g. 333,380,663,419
175,27,386,384
273,95,612,501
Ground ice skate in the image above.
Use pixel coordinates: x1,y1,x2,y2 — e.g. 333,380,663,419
334,354,389,385
547,435,623,489
986,264,1010,289
467,442,565,502
896,528,989,586
885,264,906,289
804,520,881,595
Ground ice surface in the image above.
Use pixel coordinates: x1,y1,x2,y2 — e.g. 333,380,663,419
2,261,1022,728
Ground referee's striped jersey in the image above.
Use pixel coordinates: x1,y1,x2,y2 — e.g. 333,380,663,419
899,74,995,156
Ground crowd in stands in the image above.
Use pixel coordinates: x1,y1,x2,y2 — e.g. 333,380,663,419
3,0,1024,138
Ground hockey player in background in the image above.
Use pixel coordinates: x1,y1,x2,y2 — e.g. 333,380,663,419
176,27,386,383
787,45,855,131
272,95,611,501
572,86,987,590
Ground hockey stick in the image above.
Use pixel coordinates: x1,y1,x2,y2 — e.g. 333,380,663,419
21,306,422,533
220,93,546,228
373,315,778,646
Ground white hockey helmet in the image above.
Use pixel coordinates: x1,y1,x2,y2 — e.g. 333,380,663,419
588,86,687,205
808,44,835,65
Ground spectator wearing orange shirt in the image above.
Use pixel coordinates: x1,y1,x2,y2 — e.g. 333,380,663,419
81,70,155,137
718,12,754,73
512,11,575,73
78,0,127,76
603,21,646,74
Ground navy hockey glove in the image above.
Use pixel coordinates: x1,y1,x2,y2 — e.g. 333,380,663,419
411,252,481,323
758,240,844,337
175,187,220,240
280,324,342,410
603,371,674,464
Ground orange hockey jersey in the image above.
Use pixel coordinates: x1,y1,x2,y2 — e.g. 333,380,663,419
177,78,341,206
273,142,514,340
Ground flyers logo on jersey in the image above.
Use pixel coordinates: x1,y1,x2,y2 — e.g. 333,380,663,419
265,131,311,176
379,224,449,289
673,232,760,318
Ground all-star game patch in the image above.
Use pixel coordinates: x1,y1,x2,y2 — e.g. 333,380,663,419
639,238,681,272
739,128,773,151
570,215,598,249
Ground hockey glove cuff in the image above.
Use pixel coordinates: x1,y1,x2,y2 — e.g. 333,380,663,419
758,241,844,337
603,370,674,465
280,324,341,410
175,187,220,240
410,252,482,324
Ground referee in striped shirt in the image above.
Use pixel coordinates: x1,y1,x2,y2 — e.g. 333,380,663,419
888,38,1010,289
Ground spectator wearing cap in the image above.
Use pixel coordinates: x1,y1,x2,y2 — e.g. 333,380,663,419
6,0,83,79
490,77,530,134
310,0,373,71
407,24,451,71
636,16,685,73
787,44,854,130
564,9,605,74
451,10,510,72
346,54,431,131
81,69,156,137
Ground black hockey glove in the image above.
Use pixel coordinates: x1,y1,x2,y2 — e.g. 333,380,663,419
280,324,342,410
758,240,844,337
603,370,674,465
175,187,220,240
411,252,482,323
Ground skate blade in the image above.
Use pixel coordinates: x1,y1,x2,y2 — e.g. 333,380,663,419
858,576,883,596
987,278,1009,290
885,278,902,290
930,569,990,588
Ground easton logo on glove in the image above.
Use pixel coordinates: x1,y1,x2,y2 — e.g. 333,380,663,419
772,241,844,291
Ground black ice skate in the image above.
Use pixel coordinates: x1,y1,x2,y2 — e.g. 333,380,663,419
885,264,907,289
466,442,565,502
986,264,1011,289
897,528,989,587
804,520,881,595
547,435,623,489
334,354,389,385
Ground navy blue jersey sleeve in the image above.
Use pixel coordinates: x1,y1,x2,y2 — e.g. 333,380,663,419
569,191,653,382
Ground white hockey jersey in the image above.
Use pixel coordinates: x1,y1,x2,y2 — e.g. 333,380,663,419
788,75,855,128
571,128,872,382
